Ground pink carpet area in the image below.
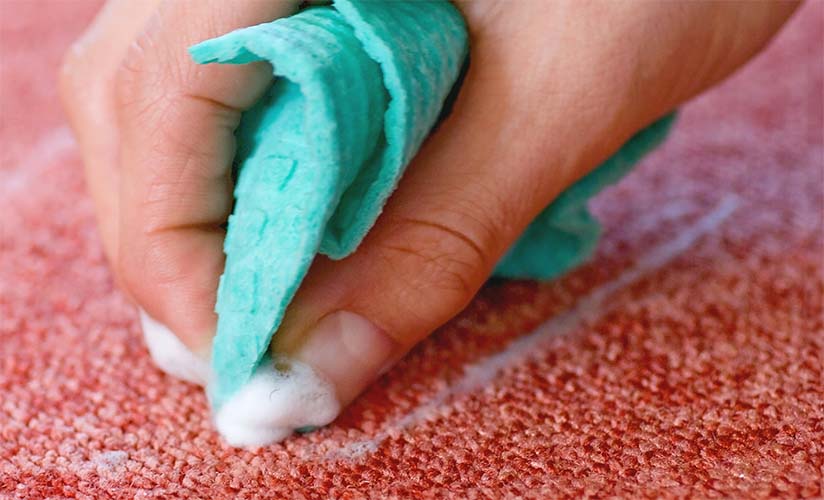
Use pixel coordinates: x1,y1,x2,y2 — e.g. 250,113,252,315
1,2,822,498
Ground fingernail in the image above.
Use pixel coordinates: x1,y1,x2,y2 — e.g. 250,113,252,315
290,311,397,405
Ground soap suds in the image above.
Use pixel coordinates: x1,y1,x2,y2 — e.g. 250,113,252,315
329,196,740,460
138,310,210,386
213,356,341,447
138,309,340,447
138,197,737,450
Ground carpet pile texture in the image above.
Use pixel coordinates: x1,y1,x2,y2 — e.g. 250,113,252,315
1,2,821,498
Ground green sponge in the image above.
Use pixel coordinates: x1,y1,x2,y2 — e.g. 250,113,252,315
190,0,675,408
191,1,468,407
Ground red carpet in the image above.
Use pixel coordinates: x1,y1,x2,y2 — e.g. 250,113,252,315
1,2,822,498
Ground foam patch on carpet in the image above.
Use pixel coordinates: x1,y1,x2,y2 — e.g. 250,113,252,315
0,1,821,497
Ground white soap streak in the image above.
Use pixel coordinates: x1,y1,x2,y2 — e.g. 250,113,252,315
328,196,740,460
67,450,130,477
2,126,75,197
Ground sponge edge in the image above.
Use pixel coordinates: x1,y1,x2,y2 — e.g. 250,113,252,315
213,355,341,447
190,1,468,407
138,309,210,386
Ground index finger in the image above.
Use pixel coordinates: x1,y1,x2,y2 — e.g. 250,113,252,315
115,0,299,353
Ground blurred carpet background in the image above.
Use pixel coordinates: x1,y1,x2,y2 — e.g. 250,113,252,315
1,1,821,498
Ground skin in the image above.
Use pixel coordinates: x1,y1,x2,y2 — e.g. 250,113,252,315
60,0,799,409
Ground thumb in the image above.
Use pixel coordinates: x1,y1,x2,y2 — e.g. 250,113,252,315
269,61,627,406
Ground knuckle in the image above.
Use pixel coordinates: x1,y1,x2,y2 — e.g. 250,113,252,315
57,44,89,108
115,246,143,300
116,233,185,302
113,34,168,119
377,212,496,310
57,50,78,95
112,34,236,138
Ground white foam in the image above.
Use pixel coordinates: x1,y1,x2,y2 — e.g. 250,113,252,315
329,196,740,459
213,356,341,447
138,309,341,447
138,309,210,386
137,197,739,451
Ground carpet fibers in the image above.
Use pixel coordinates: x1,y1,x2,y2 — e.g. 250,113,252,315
1,2,822,498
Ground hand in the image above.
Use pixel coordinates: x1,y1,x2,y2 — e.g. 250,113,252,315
61,1,798,406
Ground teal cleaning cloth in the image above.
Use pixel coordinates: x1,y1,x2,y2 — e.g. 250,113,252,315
191,0,675,408
495,114,675,279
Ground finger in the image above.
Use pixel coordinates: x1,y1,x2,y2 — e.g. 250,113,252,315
270,55,617,406
271,0,804,408
59,0,162,262
115,0,300,352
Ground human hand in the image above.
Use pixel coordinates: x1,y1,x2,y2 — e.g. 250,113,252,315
60,0,798,407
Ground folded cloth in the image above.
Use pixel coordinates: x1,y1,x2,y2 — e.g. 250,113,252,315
190,0,468,408
495,114,675,279
191,0,675,410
